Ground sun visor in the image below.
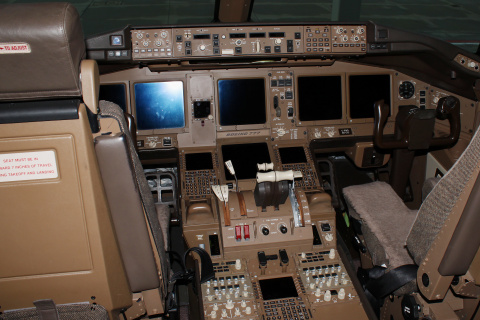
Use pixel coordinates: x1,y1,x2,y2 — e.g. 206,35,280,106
0,3,85,101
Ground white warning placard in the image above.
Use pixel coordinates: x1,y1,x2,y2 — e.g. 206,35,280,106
0,150,58,183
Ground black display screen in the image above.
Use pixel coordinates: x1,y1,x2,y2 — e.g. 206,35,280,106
259,277,299,300
349,74,391,119
134,81,185,130
99,84,127,112
185,153,213,171
298,76,343,121
279,147,308,164
218,78,266,126
221,143,271,180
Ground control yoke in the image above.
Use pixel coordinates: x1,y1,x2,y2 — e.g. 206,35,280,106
373,97,461,150
373,97,461,199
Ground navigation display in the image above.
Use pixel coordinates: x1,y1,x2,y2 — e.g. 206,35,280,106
134,81,185,130
99,83,127,112
349,74,391,119
218,78,266,126
221,143,271,180
298,76,343,121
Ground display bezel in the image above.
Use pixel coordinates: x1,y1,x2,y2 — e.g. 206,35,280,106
347,73,392,123
216,77,268,131
295,73,347,127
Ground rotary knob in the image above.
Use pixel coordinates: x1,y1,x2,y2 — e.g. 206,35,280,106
261,226,269,235
279,224,288,234
148,141,157,148
324,290,332,301
143,40,149,47
274,38,282,45
155,40,163,47
329,249,336,259
199,44,206,51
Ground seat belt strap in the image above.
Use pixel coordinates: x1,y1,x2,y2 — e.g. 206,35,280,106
366,264,418,299
33,300,59,320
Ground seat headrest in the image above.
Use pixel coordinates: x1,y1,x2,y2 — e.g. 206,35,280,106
0,2,85,101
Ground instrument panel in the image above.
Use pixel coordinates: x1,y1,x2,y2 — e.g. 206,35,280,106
97,21,479,320
131,24,367,60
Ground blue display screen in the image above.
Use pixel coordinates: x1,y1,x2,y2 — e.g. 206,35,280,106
134,81,185,130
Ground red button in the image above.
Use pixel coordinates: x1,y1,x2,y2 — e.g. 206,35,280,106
244,225,250,240
235,225,242,241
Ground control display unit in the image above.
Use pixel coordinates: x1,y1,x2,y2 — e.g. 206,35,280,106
259,277,299,300
278,146,308,164
185,152,214,171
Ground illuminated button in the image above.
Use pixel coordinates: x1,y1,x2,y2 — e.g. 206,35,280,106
235,226,242,241
244,225,250,240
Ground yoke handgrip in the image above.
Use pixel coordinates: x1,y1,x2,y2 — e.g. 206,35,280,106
373,97,461,150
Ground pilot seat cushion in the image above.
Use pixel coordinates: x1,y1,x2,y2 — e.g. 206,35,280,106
343,181,417,269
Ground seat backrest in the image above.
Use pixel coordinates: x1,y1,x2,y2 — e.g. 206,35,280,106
407,122,480,300
95,100,171,291
0,2,131,317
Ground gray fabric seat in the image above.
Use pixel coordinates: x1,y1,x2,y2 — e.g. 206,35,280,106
343,120,480,296
344,181,417,269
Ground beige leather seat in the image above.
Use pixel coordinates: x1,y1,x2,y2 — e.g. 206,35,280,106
0,3,170,319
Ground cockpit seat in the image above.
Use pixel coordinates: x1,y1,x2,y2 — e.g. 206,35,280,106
343,122,480,302
0,2,170,318
344,181,416,269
